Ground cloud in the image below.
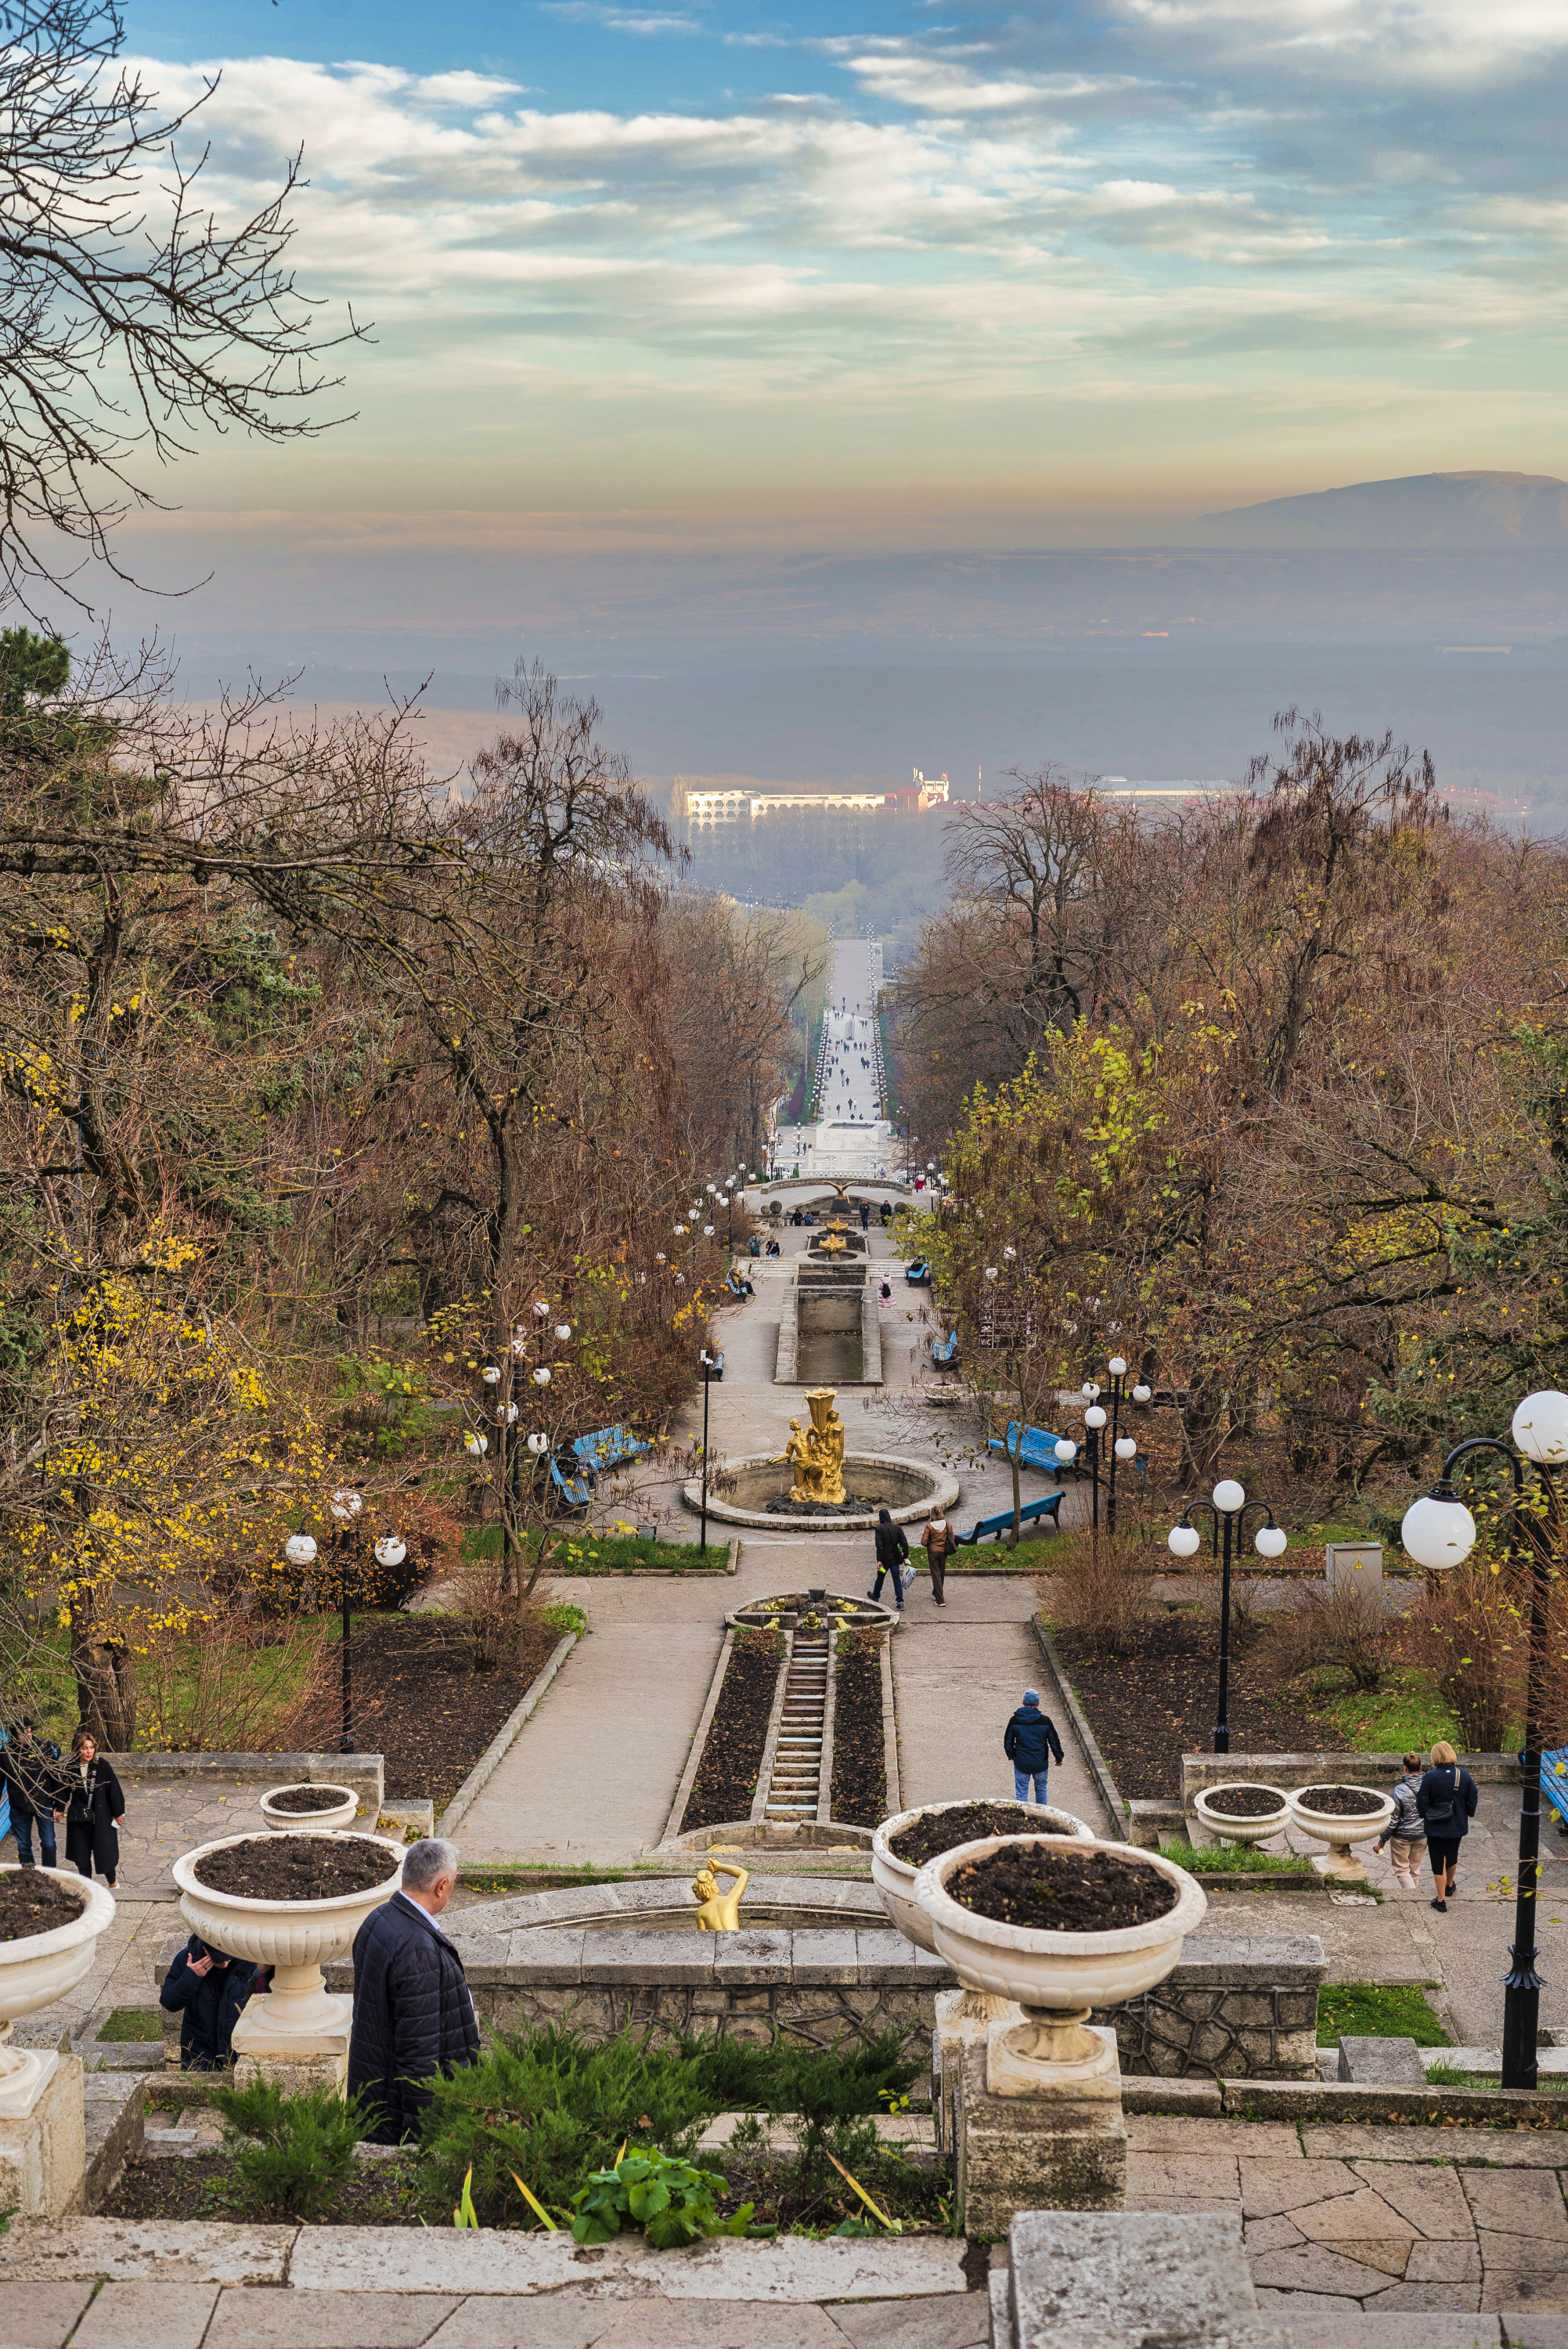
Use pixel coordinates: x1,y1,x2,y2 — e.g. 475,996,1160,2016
1108,0,1568,83
541,3,703,32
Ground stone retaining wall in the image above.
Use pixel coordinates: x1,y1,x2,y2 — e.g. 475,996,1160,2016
1090,1934,1322,2079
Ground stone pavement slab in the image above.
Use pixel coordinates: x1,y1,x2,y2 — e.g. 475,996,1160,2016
69,2282,220,2349
423,2308,609,2349
0,2222,294,2286
0,2281,96,2349
1305,2126,1568,2164
1463,2170,1568,2241
286,2231,969,2301
1285,2321,1499,2347
1503,2318,1568,2346
204,2289,461,2347
827,2295,991,2349
1239,2159,1358,2217
585,2304,849,2347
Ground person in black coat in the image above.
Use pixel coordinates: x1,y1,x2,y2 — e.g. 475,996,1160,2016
868,1508,909,1611
1416,1737,1480,1912
1004,1688,1065,1805
160,1935,260,2070
53,1731,124,1889
348,1838,479,2144
2,1718,63,1868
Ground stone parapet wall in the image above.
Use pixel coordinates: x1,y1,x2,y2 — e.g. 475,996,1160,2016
1090,1934,1324,2080
1181,1749,1520,1801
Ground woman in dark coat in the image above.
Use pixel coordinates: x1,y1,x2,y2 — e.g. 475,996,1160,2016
54,1730,124,1890
868,1508,909,1611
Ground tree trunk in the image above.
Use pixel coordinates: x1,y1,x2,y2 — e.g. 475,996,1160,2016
1180,1381,1227,1492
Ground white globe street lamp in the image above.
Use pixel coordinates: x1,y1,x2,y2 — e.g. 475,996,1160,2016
1399,1490,1476,1572
284,1532,317,1567
526,1431,550,1458
1167,1524,1201,1560
1512,1390,1568,1465
373,1535,406,1570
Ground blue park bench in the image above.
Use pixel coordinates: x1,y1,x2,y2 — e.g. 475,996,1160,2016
550,1459,594,1510
987,1422,1069,1474
953,1491,1066,1545
906,1257,930,1285
571,1424,654,1477
931,1329,959,1369
1540,1749,1568,1833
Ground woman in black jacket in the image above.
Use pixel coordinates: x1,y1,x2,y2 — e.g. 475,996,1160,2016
868,1508,909,1611
1417,1737,1479,1912
54,1730,124,1891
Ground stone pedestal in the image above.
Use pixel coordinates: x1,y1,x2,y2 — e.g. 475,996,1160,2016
1309,1847,1368,1884
932,1987,1022,2155
0,2053,85,2219
230,1990,350,2098
955,2026,1126,2232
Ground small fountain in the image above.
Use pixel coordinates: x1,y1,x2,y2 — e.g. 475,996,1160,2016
681,1383,959,1531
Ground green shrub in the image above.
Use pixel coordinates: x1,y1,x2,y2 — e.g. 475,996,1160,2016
571,2148,774,2247
1160,1838,1313,1879
413,2022,921,2229
208,2079,368,2220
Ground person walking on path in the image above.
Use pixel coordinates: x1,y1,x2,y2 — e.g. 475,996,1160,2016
1418,1738,1479,1911
348,1837,479,2143
54,1730,123,1890
2,1718,63,1868
1374,1753,1426,1892
921,1511,957,1605
1004,1688,1065,1805
160,1936,261,2072
869,1508,910,1611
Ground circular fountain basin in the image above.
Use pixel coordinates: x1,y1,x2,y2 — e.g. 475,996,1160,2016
684,1453,959,1531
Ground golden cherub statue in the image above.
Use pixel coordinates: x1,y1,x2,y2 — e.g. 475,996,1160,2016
690,1857,751,1930
777,1418,821,1505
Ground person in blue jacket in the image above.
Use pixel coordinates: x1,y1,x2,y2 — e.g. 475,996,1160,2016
1004,1688,1065,1805
348,1838,479,2144
160,1936,261,2071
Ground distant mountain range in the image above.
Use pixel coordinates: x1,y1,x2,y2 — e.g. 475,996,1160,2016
1181,471,1568,550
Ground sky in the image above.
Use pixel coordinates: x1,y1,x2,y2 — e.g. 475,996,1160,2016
89,0,1568,662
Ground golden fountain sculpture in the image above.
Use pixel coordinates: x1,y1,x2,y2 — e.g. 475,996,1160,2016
775,1387,848,1507
690,1857,751,1930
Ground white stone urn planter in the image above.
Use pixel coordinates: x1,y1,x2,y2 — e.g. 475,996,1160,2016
171,1830,403,2047
0,1870,116,2116
1285,1784,1393,1877
258,1784,359,1833
872,1799,1093,1955
914,1834,1206,2083
1192,1782,1292,1848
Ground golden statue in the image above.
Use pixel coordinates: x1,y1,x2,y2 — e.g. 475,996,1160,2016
804,1387,847,1507
778,1418,820,1505
691,1857,751,1930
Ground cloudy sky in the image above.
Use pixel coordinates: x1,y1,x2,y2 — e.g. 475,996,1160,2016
101,0,1568,657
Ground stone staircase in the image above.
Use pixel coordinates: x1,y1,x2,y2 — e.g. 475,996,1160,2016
763,1629,828,1821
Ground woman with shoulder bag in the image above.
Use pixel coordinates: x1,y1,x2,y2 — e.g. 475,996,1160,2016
1417,1738,1479,1912
54,1730,125,1892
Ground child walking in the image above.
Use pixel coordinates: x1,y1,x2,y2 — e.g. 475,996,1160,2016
1374,1752,1425,1891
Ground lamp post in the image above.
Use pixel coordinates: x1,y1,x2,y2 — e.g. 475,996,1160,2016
1168,1480,1288,1753
329,1489,363,1752
724,1175,736,1251
1400,1387,1568,2091
1080,1384,1106,1531
697,1347,718,1553
1103,1355,1152,1535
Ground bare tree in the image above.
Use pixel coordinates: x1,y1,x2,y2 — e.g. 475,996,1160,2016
0,0,362,612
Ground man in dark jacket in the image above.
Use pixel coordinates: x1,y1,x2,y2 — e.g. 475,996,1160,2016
2,1719,62,1867
348,1838,479,2143
160,1936,259,2070
1004,1688,1065,1805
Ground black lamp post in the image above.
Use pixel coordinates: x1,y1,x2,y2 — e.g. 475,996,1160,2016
1102,1355,1152,1535
329,1488,363,1752
1401,1390,1568,2092
697,1348,718,1553
1168,1480,1288,1753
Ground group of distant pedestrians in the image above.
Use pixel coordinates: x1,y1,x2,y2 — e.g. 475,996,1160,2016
1375,1743,1479,1911
0,1718,124,1887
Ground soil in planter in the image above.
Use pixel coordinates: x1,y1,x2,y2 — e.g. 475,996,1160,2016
1299,1785,1384,1816
1202,1786,1289,1820
0,1871,86,1939
830,1632,885,1828
683,1629,784,1832
345,1617,560,1810
1051,1615,1353,1800
191,1835,395,1900
267,1787,350,1814
946,1841,1177,1932
889,1800,1071,1866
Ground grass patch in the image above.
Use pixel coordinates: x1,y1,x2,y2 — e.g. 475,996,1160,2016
97,2007,164,2042
1317,1980,1451,2048
456,1863,678,1893
463,1528,733,1575
541,1601,587,1639
1307,1665,1475,1755
1160,1838,1314,1879
1425,2064,1568,2093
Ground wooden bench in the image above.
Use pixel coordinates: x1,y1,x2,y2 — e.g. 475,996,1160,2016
931,1330,959,1369
953,1491,1065,1545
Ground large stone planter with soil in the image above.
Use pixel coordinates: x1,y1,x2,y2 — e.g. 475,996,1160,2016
914,1836,1206,2082
872,1799,1093,1955
171,1830,402,2086
1192,1782,1292,1848
0,1868,116,2217
1285,1784,1393,1878
258,1783,359,1832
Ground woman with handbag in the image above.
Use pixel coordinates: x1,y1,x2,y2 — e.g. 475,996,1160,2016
869,1509,910,1612
1417,1738,1479,1912
54,1730,125,1892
